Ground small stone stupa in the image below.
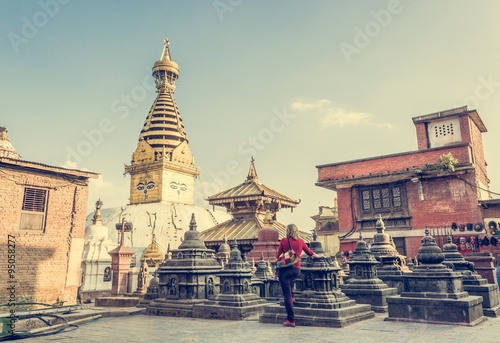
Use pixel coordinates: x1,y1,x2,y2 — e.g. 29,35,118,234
260,235,374,327
193,241,268,320
386,229,487,326
341,234,398,313
146,213,222,317
215,235,231,267
251,253,281,300
370,216,410,293
443,235,500,317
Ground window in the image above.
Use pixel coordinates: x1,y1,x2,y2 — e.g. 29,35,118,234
357,183,410,230
19,187,48,230
361,184,402,212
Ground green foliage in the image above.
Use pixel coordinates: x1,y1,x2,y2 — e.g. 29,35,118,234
423,153,458,172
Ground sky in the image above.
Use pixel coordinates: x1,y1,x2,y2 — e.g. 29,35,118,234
1,0,500,232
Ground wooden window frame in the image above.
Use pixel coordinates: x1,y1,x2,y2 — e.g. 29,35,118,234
19,187,48,231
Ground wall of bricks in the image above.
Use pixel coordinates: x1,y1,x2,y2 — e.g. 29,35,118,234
317,144,471,182
0,163,91,308
415,122,428,150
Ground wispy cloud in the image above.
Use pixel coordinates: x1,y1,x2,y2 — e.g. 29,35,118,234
291,99,393,129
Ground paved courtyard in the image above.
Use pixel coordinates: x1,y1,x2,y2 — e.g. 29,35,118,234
19,311,500,343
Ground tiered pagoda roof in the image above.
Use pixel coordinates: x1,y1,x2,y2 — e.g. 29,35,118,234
201,159,305,247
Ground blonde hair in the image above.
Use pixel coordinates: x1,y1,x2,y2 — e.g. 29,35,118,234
286,224,300,240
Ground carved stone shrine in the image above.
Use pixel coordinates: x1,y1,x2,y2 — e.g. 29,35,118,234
386,229,487,326
341,236,398,313
146,214,222,317
370,217,410,293
443,235,500,317
251,253,281,301
193,241,268,319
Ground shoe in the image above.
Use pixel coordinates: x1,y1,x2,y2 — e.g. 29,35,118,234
283,320,295,327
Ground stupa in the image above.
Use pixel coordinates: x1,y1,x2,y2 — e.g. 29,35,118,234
193,241,268,319
370,216,410,292
340,234,398,313
81,200,118,300
443,235,500,317
86,36,230,261
386,229,486,326
146,214,222,317
251,253,281,300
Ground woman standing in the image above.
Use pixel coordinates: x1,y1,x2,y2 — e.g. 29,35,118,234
276,224,322,327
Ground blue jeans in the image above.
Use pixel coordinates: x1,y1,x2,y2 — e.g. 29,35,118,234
278,267,300,322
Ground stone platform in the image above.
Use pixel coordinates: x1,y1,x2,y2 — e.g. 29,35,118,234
260,290,374,327
146,299,207,317
386,294,487,326
95,296,140,307
193,294,269,320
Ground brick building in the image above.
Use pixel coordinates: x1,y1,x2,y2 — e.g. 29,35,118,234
0,127,98,307
316,106,493,259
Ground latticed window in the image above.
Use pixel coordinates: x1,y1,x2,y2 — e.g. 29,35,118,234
20,187,48,230
359,184,404,213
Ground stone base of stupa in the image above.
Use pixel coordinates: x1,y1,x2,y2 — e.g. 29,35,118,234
463,282,500,317
259,290,374,327
386,294,487,326
193,293,269,320
341,280,398,313
146,298,207,317
377,273,405,294
386,264,487,326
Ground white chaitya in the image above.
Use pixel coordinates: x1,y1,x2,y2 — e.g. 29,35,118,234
81,200,118,295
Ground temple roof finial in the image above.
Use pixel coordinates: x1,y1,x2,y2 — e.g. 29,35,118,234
246,157,258,183
160,37,172,61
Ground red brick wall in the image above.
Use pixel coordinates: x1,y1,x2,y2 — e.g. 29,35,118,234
337,188,355,233
318,144,471,182
415,122,428,150
467,117,488,189
0,164,90,307
407,174,483,230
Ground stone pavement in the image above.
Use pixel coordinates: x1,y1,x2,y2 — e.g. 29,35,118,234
16,308,500,343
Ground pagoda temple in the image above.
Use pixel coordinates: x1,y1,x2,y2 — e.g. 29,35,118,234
200,158,302,254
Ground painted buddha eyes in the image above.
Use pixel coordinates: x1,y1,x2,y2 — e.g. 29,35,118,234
137,181,156,191
170,181,187,191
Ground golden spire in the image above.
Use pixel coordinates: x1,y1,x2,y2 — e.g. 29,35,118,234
134,37,192,159
152,36,180,92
